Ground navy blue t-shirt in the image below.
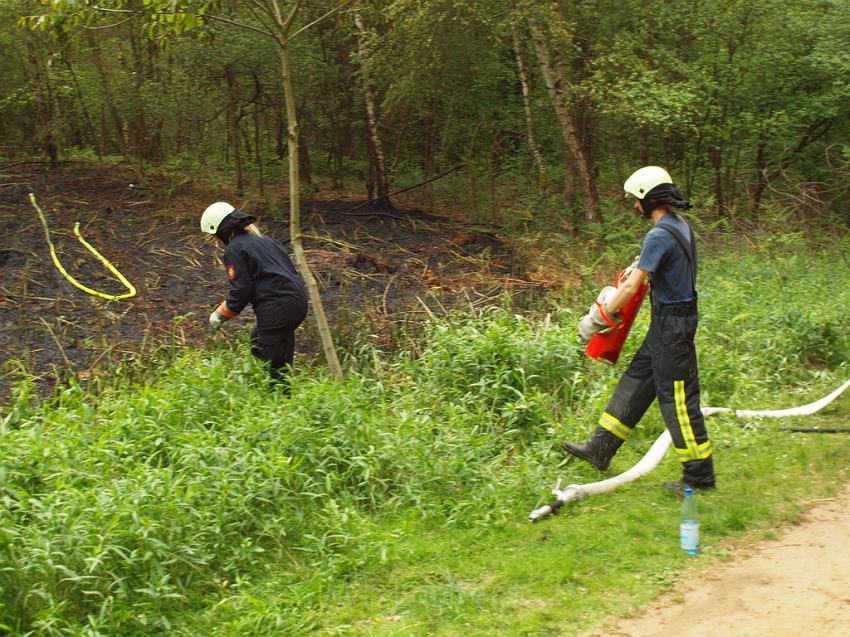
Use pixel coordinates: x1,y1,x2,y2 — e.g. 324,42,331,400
636,213,695,305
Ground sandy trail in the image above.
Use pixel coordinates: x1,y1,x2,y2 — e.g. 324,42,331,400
585,483,850,637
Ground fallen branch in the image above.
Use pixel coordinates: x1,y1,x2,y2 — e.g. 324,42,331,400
344,164,467,214
38,317,73,372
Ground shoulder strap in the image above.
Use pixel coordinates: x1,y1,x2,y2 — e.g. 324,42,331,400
656,222,697,292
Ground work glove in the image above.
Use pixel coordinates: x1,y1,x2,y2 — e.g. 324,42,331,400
577,286,620,343
209,303,231,331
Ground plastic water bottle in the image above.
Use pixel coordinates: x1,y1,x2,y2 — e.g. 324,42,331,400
680,487,700,554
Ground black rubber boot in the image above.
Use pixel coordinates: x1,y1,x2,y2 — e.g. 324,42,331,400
682,456,716,488
561,427,625,471
661,479,715,493
663,457,716,492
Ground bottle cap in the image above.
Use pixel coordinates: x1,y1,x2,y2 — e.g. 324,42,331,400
684,487,694,496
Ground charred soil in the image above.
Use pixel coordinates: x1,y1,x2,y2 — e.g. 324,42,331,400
0,162,552,399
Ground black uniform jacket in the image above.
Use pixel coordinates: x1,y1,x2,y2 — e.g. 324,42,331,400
222,233,308,330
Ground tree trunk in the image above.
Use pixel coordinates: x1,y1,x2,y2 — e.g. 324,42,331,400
570,23,598,193
751,138,768,215
254,102,264,195
354,11,391,208
128,31,151,160
298,120,312,186
366,141,376,201
511,27,546,191
276,23,343,380
61,57,100,158
274,102,286,160
331,141,344,189
467,163,479,216
710,144,725,214
528,17,601,224
26,38,57,161
86,31,126,156
640,125,650,167
225,64,246,194
423,120,436,208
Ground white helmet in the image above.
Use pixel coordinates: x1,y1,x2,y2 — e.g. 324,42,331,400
623,166,673,199
200,201,236,234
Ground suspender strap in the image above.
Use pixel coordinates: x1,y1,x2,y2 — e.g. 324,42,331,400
656,222,697,294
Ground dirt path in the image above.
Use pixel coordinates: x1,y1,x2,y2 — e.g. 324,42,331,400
585,483,850,637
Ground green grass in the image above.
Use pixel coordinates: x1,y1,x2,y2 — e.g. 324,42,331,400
172,402,850,637
1,227,849,636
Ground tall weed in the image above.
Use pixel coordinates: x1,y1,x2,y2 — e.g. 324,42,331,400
1,230,848,635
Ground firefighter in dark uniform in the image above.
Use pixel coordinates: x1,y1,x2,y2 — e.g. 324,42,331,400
201,201,308,388
565,166,715,490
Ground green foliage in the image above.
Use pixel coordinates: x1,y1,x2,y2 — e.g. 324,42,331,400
697,234,850,403
0,323,569,633
4,0,849,218
2,225,849,634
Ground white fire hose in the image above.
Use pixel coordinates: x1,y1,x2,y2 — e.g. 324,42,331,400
529,379,850,522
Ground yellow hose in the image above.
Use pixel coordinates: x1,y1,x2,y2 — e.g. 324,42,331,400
29,192,137,301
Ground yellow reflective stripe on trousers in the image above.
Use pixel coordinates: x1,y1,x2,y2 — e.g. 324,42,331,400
599,412,632,441
674,440,712,461
674,380,701,460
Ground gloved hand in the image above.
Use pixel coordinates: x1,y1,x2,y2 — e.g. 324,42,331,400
209,303,231,331
577,286,620,343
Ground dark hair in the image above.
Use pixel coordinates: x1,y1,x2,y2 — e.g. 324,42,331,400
214,210,257,244
638,183,691,218
646,183,692,210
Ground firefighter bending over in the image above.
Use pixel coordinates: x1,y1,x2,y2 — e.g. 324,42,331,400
201,202,309,391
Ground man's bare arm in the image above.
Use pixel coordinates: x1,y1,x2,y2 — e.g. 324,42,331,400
605,267,648,315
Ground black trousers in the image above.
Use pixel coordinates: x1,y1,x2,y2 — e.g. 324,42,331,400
597,300,715,486
250,297,307,386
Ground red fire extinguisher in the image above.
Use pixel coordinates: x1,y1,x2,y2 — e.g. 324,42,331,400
584,268,649,365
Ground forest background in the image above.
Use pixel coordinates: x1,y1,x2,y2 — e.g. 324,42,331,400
3,0,850,225
2,1,850,636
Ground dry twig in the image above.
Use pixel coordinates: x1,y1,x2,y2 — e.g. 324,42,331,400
38,317,73,371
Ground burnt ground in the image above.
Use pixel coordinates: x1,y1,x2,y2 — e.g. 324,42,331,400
0,162,556,400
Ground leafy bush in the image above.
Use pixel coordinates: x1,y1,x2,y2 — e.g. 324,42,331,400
1,230,848,635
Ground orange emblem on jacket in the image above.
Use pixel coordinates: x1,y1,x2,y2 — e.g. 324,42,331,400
226,264,236,281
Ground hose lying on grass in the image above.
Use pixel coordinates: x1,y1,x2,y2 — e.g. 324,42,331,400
529,378,850,522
